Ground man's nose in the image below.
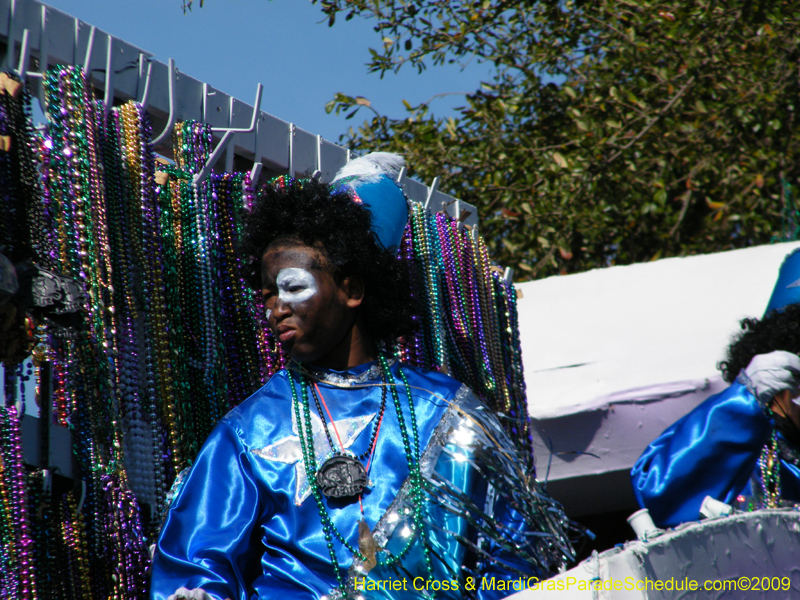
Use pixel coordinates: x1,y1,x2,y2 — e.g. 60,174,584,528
270,297,292,318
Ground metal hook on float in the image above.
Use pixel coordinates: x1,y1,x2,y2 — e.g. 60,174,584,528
102,33,115,120
423,176,440,213
151,58,177,147
137,53,154,109
81,25,96,71
192,82,263,184
2,23,31,82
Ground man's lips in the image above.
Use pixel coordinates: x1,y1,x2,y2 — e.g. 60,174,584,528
275,326,296,343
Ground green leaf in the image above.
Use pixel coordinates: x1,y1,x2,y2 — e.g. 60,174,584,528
552,152,568,169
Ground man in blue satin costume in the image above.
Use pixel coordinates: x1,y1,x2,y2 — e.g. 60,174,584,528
150,154,574,600
632,249,800,529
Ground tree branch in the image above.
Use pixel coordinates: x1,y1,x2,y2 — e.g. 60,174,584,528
604,76,695,166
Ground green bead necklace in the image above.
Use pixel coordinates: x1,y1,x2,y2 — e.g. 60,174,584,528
288,354,434,597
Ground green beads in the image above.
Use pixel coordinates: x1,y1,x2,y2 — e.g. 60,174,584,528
288,356,435,597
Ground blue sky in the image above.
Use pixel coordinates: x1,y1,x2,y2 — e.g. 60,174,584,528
42,0,494,144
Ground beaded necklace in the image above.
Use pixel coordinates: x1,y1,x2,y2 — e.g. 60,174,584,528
42,65,152,599
759,430,781,509
155,161,195,472
0,405,36,600
117,101,171,517
0,71,55,268
401,203,534,471
311,381,387,464
212,171,264,406
288,355,433,596
309,380,386,499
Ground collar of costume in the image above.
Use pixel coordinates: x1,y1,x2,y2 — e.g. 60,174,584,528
288,358,397,386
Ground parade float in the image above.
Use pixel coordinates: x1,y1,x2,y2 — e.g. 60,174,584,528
2,0,800,597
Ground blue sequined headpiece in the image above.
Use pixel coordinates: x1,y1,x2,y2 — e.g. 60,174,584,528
330,152,409,250
764,247,800,316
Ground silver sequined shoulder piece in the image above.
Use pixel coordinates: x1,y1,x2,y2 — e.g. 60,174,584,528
340,383,575,597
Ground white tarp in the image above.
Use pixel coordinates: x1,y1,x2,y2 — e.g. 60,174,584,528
519,241,800,419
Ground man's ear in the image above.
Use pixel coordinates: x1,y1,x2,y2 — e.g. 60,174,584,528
342,276,365,308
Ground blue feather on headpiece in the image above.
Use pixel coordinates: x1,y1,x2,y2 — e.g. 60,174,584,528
331,152,409,250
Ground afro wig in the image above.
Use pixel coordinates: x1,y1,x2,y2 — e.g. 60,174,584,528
240,177,417,346
718,303,800,383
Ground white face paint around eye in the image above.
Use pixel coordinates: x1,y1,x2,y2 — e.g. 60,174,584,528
276,268,318,306
265,308,272,321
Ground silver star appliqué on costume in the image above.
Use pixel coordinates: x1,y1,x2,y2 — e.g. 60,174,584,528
251,405,375,505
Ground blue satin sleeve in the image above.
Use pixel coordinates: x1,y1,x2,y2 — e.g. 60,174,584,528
150,420,265,600
630,382,771,528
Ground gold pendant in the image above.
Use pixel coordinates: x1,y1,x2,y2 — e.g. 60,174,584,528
358,518,378,572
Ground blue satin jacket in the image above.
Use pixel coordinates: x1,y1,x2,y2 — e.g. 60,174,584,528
151,361,569,600
631,380,800,528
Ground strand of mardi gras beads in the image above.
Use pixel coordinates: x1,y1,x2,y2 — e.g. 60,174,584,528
155,163,192,475
0,71,56,269
437,213,483,388
55,491,92,599
759,429,781,509
413,203,446,370
0,406,36,600
397,224,428,367
26,470,55,600
198,172,232,417
117,101,171,517
170,122,208,461
182,121,225,446
104,104,155,507
471,230,502,401
398,203,533,463
43,66,152,598
212,172,265,407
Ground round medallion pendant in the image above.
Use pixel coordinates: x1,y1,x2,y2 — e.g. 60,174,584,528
316,454,368,498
